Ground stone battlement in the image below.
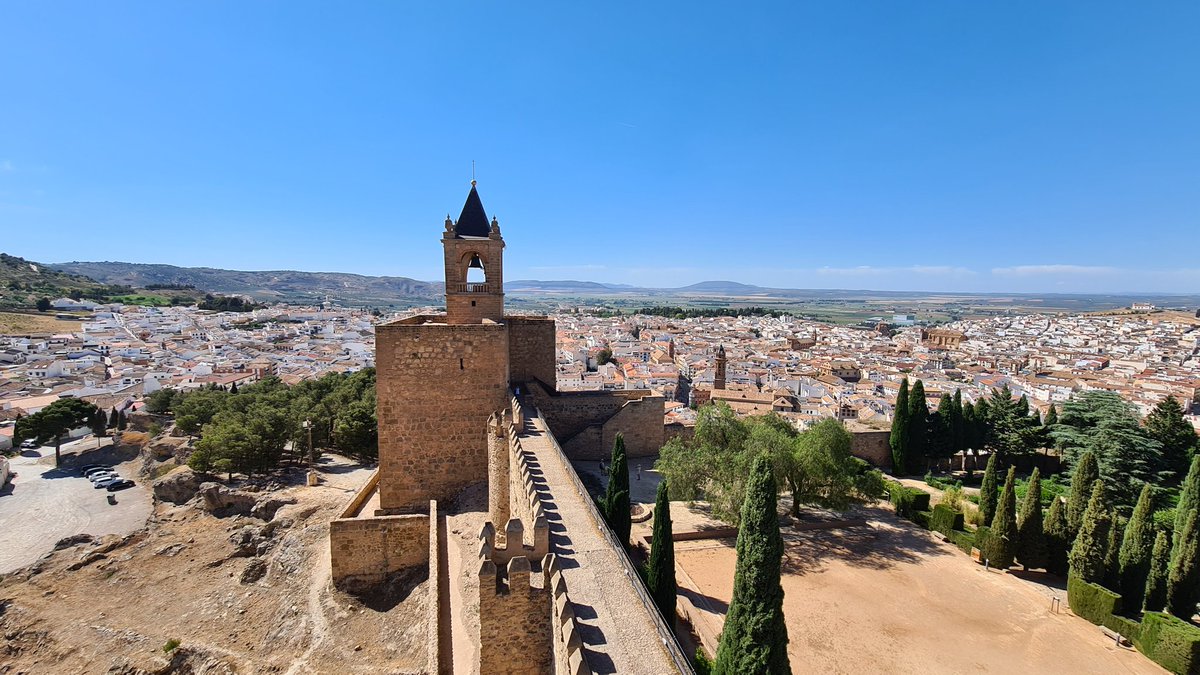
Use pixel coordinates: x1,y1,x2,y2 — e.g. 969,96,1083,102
544,553,593,675
478,555,553,675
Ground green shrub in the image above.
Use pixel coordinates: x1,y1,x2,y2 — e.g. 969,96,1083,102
949,529,975,555
1067,575,1122,628
162,638,181,654
930,503,965,537
887,483,932,520
693,647,714,675
1139,612,1200,675
912,510,932,528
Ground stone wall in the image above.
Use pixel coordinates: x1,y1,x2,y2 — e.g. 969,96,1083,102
427,500,446,675
544,553,593,675
529,382,665,460
329,513,429,590
478,556,553,675
850,429,892,469
508,316,556,388
376,316,509,512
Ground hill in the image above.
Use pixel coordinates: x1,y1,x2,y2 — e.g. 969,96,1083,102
0,253,131,309
52,261,441,307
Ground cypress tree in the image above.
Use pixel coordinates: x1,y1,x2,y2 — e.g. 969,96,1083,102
230,381,239,395
1144,531,1171,612
962,403,977,477
1166,508,1200,620
1017,467,1048,570
889,379,910,475
1044,497,1070,576
934,393,954,464
1068,480,1111,584
1067,451,1099,538
117,410,128,431
951,389,965,453
1045,404,1058,426
1104,510,1124,590
601,433,631,545
713,455,791,675
974,398,990,450
980,454,999,527
1118,484,1156,612
908,380,929,473
1176,455,1200,543
990,467,1019,568
646,480,677,623
108,407,119,428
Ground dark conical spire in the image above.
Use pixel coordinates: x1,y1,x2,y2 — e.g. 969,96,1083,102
454,181,491,237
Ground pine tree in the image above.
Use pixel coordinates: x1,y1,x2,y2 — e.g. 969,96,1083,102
713,455,791,675
1044,497,1070,576
1145,396,1198,485
908,380,929,473
1144,531,1171,612
646,480,677,624
1118,483,1156,612
1017,468,1048,570
980,454,999,527
1067,451,1099,538
990,467,1019,568
1045,404,1058,427
1104,509,1124,590
1166,508,1200,620
889,379,910,475
601,433,631,545
1068,480,1111,584
1176,455,1200,543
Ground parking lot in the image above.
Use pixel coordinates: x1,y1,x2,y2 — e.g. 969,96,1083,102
0,438,152,573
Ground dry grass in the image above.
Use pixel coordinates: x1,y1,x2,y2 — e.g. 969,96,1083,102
0,311,82,335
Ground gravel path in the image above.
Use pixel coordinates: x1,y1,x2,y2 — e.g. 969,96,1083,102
519,409,679,675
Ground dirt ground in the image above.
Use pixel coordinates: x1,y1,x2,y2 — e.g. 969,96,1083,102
0,311,82,334
675,504,1165,675
0,456,429,674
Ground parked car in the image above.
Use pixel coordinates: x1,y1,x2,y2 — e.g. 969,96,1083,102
87,469,118,480
20,439,38,449
93,476,122,489
80,464,106,475
106,480,135,492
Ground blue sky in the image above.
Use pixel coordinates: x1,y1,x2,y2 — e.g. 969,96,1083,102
1,2,1197,293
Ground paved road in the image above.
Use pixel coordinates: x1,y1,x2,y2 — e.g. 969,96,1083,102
0,440,152,573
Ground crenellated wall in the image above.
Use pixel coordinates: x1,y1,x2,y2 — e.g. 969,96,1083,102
544,553,593,675
478,555,553,675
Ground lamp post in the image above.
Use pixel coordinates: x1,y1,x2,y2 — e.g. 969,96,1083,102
302,419,314,467
302,419,318,487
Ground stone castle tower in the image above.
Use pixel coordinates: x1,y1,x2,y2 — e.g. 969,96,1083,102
714,344,726,391
374,183,556,514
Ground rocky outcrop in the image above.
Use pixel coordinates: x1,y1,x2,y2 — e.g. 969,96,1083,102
152,467,203,505
197,483,295,520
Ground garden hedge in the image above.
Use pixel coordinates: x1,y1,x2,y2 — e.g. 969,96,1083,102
948,529,975,555
1067,575,1122,628
1139,612,1200,675
887,483,932,520
930,503,964,537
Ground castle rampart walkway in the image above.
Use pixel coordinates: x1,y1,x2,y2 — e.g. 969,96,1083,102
515,402,685,675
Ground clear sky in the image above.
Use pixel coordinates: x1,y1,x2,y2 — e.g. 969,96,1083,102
1,2,1197,293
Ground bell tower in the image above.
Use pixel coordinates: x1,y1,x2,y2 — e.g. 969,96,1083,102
443,181,505,324
714,344,727,391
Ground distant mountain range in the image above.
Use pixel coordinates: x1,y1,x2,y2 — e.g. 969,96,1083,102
24,259,1200,310
51,261,442,306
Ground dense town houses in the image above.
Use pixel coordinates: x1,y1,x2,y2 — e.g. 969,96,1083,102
0,303,378,426
3,303,1198,440
554,311,1200,434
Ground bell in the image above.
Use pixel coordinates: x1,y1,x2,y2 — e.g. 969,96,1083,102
467,254,484,269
